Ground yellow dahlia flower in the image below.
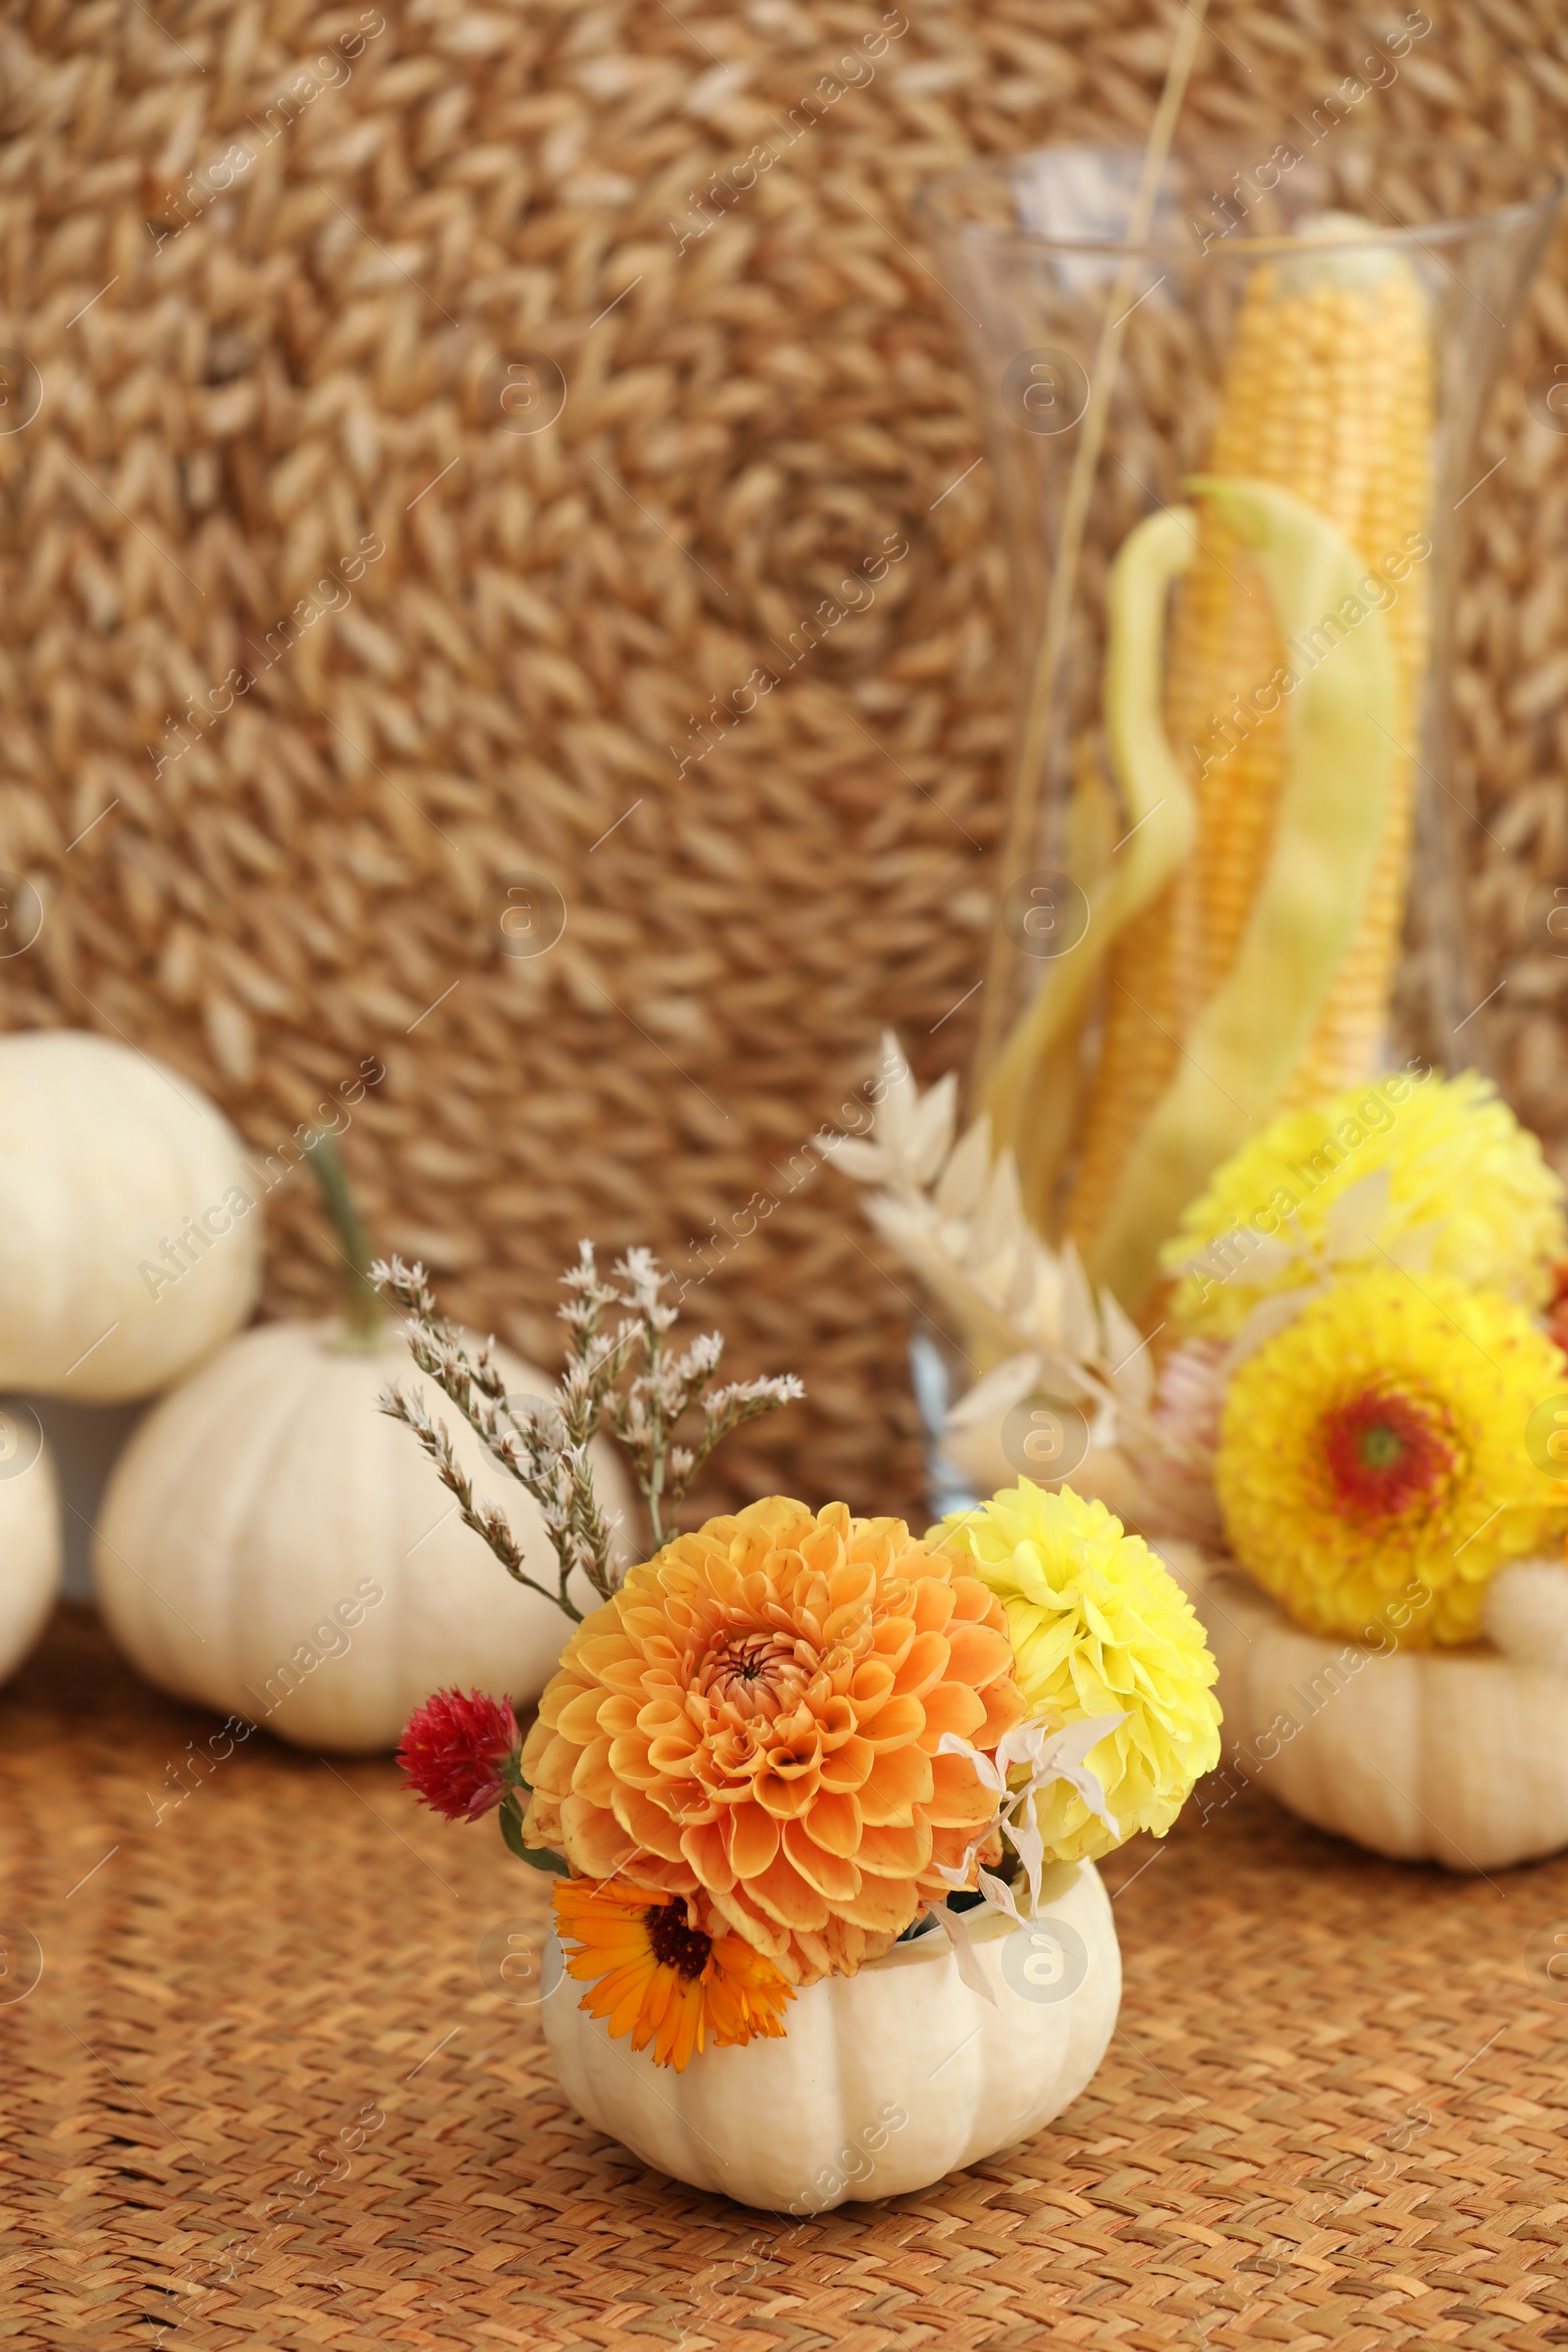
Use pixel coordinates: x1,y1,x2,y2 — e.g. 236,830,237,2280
520,1496,1025,1985
1215,1270,1568,1645
1163,1068,1565,1339
932,1482,1221,1863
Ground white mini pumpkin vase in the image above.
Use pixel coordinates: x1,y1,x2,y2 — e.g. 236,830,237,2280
1166,1544,1568,1872
543,1860,1121,2211
93,1141,631,1750
0,1030,263,1399
0,1417,63,1685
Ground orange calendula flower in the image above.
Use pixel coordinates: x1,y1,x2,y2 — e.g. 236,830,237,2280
553,1878,793,2071
521,1495,1026,1984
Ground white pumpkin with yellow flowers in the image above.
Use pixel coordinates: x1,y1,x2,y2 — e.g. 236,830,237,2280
831,1050,1568,1876
1153,1070,1568,1873
383,1245,1222,2209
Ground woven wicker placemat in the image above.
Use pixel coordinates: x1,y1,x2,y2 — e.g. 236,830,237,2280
3,1606,1565,2350
7,1,1568,1527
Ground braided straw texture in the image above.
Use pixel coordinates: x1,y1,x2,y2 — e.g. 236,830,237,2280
6,1607,1567,2347
4,4,1568,1515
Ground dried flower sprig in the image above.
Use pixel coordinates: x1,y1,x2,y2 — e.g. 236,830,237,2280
605,1244,805,1548
372,1252,621,1621
820,1033,1190,1473
372,1243,803,1622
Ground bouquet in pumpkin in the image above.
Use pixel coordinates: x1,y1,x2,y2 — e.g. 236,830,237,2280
832,1041,1568,1666
377,1245,1220,2072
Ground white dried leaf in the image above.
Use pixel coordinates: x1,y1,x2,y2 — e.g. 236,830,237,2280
1057,1241,1099,1363
945,1351,1043,1431
1323,1165,1392,1261
962,1237,1018,1317
873,1031,917,1164
908,1070,958,1187
1222,1285,1321,1373
1004,1246,1040,1327
866,1200,1024,1362
820,1135,889,1184
1030,1345,1095,1400
1022,1252,1064,1351
932,1214,974,1266
934,1729,1006,1793
935,1710,1126,1925
934,1112,993,1220
815,1036,1203,1530
923,1900,1001,2006
1101,1292,1152,1413
1381,1214,1442,1274
975,1863,1026,1924
969,1150,1028,1270
1228,1236,1301,1282
1172,1230,1277,1290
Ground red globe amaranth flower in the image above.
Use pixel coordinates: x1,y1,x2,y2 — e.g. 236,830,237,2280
398,1689,519,1821
1319,1387,1455,1521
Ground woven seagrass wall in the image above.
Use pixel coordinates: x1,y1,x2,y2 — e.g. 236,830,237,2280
4,0,1567,1518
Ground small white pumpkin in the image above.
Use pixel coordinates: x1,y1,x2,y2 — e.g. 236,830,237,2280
542,1859,1120,2210
1171,1544,1568,1872
0,1031,263,1400
0,1418,62,1685
92,1317,633,1750
93,1142,632,1749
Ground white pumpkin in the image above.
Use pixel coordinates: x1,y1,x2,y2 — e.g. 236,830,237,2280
542,1859,1120,2210
0,1419,62,1684
1169,1543,1568,1872
92,1318,633,1751
0,1031,263,1400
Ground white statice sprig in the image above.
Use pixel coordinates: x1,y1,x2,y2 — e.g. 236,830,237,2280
602,1245,804,1548
373,1245,804,1622
819,1034,1197,1473
372,1250,626,1621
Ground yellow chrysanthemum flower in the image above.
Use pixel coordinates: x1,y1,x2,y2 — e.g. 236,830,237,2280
932,1482,1221,1863
1162,1068,1566,1340
1215,1270,1568,1646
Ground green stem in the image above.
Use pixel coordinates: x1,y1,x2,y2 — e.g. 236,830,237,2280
304,1128,384,1349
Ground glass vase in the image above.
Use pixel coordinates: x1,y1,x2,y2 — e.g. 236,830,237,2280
917,137,1562,1324
908,1314,981,1521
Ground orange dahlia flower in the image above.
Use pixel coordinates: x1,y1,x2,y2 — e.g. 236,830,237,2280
521,1495,1026,1984
553,1879,793,2071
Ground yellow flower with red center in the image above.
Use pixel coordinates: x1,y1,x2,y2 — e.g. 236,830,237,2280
552,1879,793,2071
1215,1269,1568,1643
520,1496,1026,1984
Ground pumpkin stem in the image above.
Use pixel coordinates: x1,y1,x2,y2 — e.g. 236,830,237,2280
304,1128,384,1349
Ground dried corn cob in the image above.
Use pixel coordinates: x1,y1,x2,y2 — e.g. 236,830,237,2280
991,218,1434,1305
1085,476,1400,1306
